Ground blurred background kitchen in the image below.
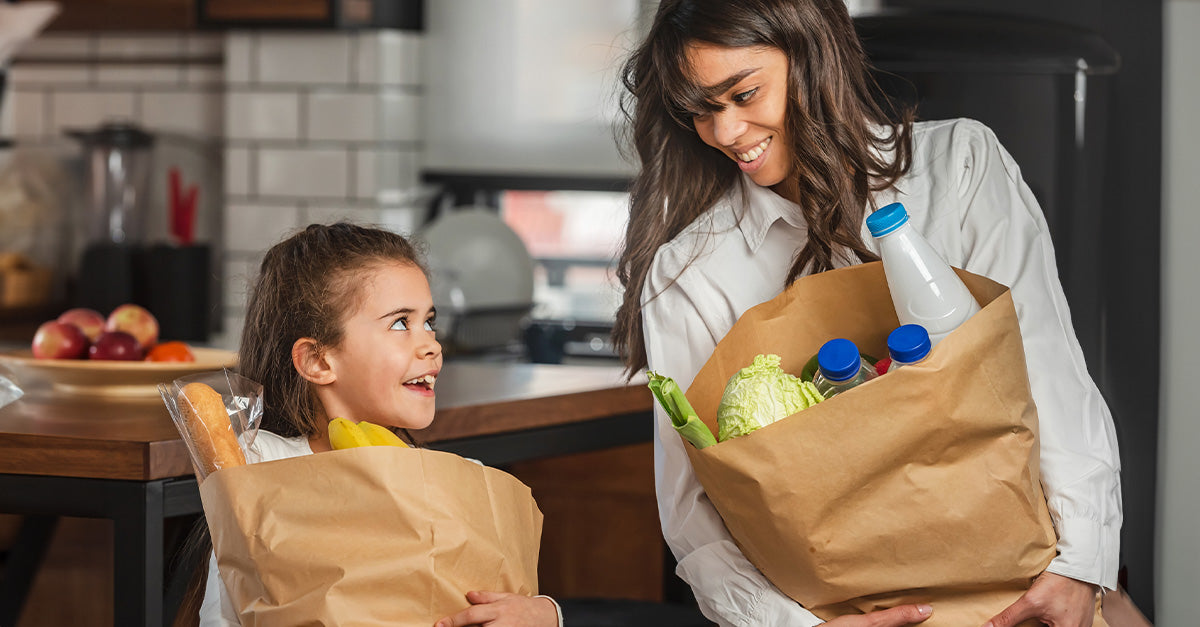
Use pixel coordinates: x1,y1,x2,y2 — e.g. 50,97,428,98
0,0,1194,625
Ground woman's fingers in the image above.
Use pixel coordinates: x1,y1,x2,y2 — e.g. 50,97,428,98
434,602,495,627
465,590,510,605
983,595,1036,627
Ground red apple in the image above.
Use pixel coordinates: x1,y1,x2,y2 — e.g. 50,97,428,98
105,304,159,348
31,321,90,359
57,308,107,342
88,330,143,361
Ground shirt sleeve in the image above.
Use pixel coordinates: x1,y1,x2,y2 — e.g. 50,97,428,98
199,550,241,626
642,264,824,627
951,120,1123,590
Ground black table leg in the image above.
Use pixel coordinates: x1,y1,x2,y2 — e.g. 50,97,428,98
114,481,165,627
0,515,60,626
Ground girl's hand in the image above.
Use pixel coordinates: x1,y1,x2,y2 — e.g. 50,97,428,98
434,590,558,627
982,572,1098,627
824,604,933,626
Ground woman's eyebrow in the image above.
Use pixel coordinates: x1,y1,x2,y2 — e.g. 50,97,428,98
703,68,760,95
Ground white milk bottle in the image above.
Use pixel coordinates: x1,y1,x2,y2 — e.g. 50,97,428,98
866,202,980,346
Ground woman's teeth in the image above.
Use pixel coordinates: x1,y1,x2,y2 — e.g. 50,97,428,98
737,137,771,162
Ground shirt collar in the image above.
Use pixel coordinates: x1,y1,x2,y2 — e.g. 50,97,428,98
733,174,807,253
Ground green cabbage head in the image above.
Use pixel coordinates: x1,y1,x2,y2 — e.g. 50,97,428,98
717,354,824,441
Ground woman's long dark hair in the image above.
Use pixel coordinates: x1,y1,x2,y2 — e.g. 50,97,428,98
612,0,915,374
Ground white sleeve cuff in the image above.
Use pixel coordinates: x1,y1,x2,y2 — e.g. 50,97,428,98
534,595,564,627
676,541,823,627
1044,515,1121,591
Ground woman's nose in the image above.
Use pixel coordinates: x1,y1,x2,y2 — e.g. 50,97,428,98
711,108,748,148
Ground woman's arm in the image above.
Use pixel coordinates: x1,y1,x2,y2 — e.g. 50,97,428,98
952,121,1122,591
642,267,826,627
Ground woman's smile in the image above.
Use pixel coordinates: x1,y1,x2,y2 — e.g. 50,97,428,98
735,136,773,172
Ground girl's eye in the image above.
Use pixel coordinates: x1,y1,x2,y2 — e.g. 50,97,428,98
390,317,408,331
424,318,436,332
732,87,758,103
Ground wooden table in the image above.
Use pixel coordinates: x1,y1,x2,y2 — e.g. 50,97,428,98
0,361,652,627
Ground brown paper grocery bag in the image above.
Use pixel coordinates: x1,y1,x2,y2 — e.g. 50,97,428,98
683,262,1106,626
199,446,542,627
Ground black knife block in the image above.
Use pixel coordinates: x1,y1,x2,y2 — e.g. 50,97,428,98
74,243,212,342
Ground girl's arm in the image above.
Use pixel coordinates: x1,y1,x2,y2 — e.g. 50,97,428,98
199,551,241,627
951,119,1122,592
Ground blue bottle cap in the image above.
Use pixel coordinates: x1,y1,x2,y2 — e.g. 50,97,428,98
887,324,932,364
866,202,909,237
817,338,862,382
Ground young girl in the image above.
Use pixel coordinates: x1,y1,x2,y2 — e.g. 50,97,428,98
199,222,560,627
613,1,1121,626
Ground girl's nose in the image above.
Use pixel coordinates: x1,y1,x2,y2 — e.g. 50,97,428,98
711,108,748,148
419,331,442,359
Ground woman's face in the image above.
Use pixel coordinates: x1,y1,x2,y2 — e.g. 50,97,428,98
318,262,442,431
685,43,795,193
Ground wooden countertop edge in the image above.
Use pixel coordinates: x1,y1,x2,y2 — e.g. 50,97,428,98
420,384,653,442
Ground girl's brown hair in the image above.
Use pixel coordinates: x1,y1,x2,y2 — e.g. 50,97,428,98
612,0,915,373
238,221,426,438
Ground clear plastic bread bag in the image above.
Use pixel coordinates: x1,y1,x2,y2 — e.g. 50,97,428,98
159,369,264,481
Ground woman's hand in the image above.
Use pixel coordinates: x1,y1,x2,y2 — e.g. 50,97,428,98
824,604,933,626
983,572,1098,627
434,591,558,627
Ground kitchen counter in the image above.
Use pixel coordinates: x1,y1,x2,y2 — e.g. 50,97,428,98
0,360,654,627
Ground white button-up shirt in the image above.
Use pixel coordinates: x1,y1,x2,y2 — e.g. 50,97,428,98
641,118,1122,627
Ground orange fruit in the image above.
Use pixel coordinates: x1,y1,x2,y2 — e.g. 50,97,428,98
145,341,195,362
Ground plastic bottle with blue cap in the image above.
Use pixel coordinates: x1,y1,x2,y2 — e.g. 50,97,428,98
866,202,980,346
812,338,878,398
886,324,932,372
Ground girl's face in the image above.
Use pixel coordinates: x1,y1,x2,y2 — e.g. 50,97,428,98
685,43,795,195
318,262,442,431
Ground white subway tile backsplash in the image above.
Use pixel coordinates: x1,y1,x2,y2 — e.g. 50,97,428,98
378,91,420,142
379,206,423,235
14,35,94,60
306,205,383,227
96,35,185,59
306,91,376,142
225,146,253,196
226,91,300,140
186,34,226,57
257,148,349,198
257,34,352,85
221,258,259,315
7,65,92,86
357,31,421,87
355,149,420,201
225,33,255,84
142,90,225,137
224,202,302,252
184,65,225,86
95,64,182,86
8,91,47,138
50,91,138,132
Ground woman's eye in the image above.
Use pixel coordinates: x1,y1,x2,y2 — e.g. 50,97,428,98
733,88,758,103
390,317,408,331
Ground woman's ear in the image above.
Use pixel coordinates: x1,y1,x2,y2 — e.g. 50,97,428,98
292,337,337,385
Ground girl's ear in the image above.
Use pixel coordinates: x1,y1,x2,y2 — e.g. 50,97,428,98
292,337,337,385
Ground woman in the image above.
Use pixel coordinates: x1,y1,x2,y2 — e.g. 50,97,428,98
612,1,1122,626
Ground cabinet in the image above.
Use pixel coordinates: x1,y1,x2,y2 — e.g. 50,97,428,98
47,0,194,31
43,0,421,31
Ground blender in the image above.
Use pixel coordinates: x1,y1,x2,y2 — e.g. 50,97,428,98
67,122,155,314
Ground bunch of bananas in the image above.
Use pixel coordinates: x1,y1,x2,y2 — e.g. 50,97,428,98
328,417,410,450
